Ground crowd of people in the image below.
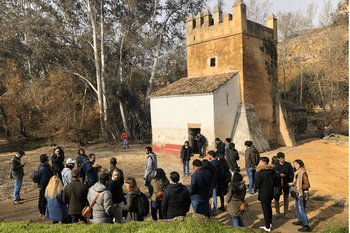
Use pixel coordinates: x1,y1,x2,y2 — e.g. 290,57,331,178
9,138,311,232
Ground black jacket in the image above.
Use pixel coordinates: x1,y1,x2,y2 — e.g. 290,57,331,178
161,183,191,218
51,153,64,174
10,155,24,179
109,179,124,204
62,179,88,215
255,164,279,202
180,146,193,161
189,168,212,201
38,163,53,190
226,148,239,171
216,141,225,156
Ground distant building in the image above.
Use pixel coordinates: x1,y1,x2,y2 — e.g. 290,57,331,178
150,0,300,154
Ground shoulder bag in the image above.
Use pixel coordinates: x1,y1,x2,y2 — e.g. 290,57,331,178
82,193,101,218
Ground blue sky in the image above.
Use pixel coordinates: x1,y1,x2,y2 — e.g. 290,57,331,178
208,0,341,27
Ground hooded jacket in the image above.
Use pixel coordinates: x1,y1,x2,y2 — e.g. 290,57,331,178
87,181,114,223
61,167,73,187
10,155,24,179
161,183,191,218
255,164,279,202
144,153,157,181
119,191,144,222
245,146,260,168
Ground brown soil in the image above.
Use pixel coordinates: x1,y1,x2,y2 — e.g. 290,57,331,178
0,137,348,232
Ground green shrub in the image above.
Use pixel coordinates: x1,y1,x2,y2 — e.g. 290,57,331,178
312,195,326,201
323,226,349,233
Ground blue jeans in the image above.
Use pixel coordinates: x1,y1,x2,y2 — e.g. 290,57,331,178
191,200,209,217
123,139,129,149
232,216,244,227
70,214,86,223
209,187,217,213
183,160,189,175
246,168,257,193
294,197,309,225
151,200,164,220
13,178,22,201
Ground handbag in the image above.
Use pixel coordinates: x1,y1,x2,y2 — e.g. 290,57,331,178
290,186,299,199
82,193,101,218
239,201,248,211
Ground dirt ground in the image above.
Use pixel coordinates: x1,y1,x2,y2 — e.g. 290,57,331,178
0,136,348,232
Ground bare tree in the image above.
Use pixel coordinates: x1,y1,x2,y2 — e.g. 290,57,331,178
319,0,334,26
245,0,273,25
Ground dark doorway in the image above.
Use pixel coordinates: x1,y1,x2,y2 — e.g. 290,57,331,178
188,128,201,154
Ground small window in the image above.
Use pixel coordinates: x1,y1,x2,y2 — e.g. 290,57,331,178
210,58,216,67
226,93,229,105
194,36,195,40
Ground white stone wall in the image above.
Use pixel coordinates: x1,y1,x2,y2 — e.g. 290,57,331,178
212,73,240,148
150,94,215,147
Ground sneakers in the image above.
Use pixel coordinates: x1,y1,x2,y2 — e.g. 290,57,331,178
259,226,271,232
274,212,281,218
292,221,303,226
13,200,20,204
298,225,311,232
284,213,290,218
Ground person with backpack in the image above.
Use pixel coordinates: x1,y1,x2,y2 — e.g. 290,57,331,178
180,141,193,176
255,157,280,232
227,171,246,227
244,141,260,195
87,173,115,224
10,150,25,204
118,177,146,222
45,176,69,224
36,154,53,220
150,168,170,220
76,149,88,184
144,147,157,198
162,171,191,219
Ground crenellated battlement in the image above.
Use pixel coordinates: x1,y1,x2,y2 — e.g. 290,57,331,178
186,1,277,46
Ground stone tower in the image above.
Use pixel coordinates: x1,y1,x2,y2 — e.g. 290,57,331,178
186,1,279,150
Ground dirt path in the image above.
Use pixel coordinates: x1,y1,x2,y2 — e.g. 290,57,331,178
0,138,348,232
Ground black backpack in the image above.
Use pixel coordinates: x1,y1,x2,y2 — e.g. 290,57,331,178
137,192,149,217
32,167,43,183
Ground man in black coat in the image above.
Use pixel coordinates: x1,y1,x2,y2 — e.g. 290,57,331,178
10,150,25,204
197,133,207,158
162,171,191,219
63,170,88,223
208,150,223,215
37,154,53,219
255,157,279,232
214,138,225,157
109,168,124,223
51,146,64,181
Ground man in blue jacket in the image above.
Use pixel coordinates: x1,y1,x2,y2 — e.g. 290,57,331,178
84,154,101,188
189,159,212,217
37,154,53,219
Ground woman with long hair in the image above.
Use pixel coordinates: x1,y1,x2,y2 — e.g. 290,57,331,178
226,170,246,227
45,175,68,224
118,177,143,222
76,148,88,183
150,168,169,220
180,141,193,176
288,160,311,232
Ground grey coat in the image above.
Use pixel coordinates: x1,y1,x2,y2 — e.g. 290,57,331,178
144,153,157,182
119,191,143,222
10,155,24,179
61,168,72,187
87,181,114,223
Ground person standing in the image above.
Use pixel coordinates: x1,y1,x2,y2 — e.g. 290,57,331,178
109,168,124,223
52,147,65,181
150,168,169,220
45,176,69,224
288,160,311,232
180,141,193,176
255,157,279,232
76,149,88,184
226,143,240,174
121,131,130,149
208,150,223,215
161,171,191,219
273,152,294,218
224,138,232,157
62,170,88,223
214,138,225,157
84,154,101,188
227,172,246,227
244,141,260,194
61,158,76,187
144,146,157,197
87,173,115,224
10,150,25,204
197,133,207,158
189,159,212,217
109,157,124,186
37,154,53,220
